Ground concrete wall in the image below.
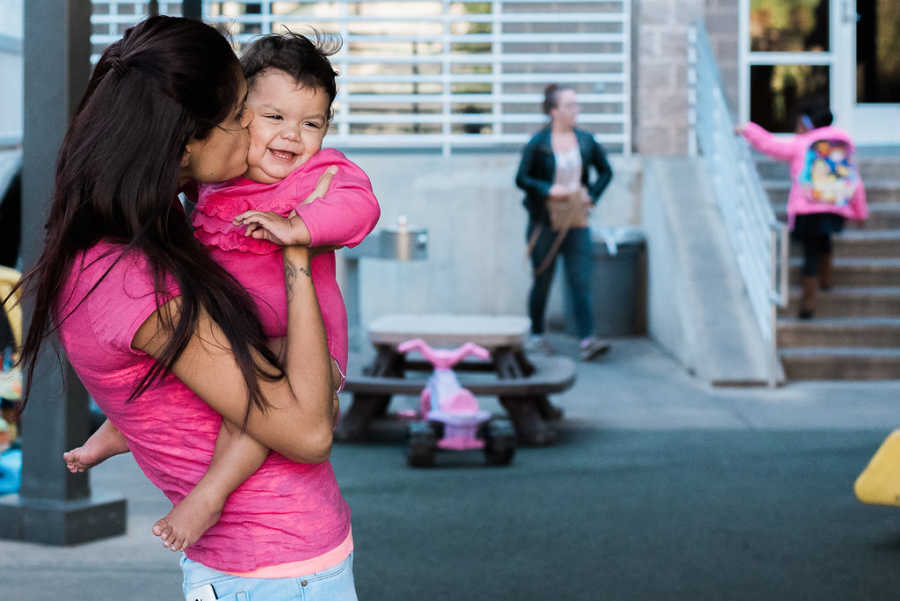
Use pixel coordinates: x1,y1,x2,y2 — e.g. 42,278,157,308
341,151,642,330
642,157,779,385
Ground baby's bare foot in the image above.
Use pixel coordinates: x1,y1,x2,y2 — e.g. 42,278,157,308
152,489,224,552
63,444,105,473
63,420,129,473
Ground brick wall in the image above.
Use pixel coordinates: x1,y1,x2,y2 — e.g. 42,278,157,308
704,0,740,112
634,0,704,155
633,0,740,155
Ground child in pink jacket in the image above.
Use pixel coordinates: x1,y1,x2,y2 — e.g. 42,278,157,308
738,103,868,318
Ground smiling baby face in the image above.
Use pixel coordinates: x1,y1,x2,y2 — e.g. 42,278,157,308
244,68,330,184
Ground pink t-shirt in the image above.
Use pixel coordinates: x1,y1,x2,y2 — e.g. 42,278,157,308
56,241,351,573
194,148,381,376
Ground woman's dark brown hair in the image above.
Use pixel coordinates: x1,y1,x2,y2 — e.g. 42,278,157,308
542,83,575,116
16,16,282,422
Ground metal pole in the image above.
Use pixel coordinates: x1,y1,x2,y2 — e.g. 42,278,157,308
343,255,362,351
182,0,202,20
0,0,126,545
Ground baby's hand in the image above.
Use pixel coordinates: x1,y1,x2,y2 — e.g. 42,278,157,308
233,210,305,246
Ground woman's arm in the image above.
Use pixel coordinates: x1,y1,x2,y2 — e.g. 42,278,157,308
515,137,553,199
737,122,796,161
133,244,335,464
587,138,613,204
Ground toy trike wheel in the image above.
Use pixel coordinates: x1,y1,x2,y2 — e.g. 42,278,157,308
407,421,437,467
429,420,445,440
483,418,516,466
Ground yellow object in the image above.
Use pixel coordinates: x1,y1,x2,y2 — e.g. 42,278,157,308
0,265,22,349
854,430,900,506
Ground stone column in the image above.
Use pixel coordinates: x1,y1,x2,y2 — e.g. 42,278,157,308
635,0,704,155
705,0,740,112
0,0,126,546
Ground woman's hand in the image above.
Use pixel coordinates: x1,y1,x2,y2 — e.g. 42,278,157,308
300,165,338,205
547,184,571,199
579,186,592,208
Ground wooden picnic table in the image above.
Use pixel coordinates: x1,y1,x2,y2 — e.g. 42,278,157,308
336,314,576,445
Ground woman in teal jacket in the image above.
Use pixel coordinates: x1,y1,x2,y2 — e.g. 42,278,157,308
516,84,613,361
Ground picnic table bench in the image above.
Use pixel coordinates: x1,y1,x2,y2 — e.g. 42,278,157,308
336,314,577,445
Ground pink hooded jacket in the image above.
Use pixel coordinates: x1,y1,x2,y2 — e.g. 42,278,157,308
741,122,868,229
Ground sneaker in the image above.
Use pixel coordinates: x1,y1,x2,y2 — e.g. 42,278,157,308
580,338,610,361
526,335,556,355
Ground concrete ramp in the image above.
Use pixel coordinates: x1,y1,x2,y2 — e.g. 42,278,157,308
642,157,783,385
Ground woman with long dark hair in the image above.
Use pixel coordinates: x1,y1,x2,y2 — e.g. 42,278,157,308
16,16,357,600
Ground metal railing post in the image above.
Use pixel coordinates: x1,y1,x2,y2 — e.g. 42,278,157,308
691,20,788,387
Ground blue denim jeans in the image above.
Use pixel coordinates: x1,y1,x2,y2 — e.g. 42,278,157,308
527,221,594,339
181,552,357,601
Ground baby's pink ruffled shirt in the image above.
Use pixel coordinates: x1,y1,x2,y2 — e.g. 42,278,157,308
195,147,381,375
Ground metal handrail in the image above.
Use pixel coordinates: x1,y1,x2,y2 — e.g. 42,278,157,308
688,21,789,386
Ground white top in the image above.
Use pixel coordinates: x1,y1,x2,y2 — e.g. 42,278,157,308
553,145,582,193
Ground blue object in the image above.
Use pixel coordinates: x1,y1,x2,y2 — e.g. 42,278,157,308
0,447,22,494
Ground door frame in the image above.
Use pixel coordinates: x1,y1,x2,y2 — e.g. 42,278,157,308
738,0,899,143
738,0,838,131
835,0,900,143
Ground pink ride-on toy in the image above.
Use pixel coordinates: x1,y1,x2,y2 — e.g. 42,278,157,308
397,339,516,467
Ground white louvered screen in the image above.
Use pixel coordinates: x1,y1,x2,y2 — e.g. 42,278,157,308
91,1,631,155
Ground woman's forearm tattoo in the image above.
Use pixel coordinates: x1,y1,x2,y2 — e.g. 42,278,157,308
284,260,312,302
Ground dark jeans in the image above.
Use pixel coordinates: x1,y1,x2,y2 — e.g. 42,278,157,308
527,221,594,339
791,213,845,276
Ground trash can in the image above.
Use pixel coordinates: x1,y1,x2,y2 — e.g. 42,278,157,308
565,226,646,337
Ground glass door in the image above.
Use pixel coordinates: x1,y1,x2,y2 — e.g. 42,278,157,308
740,0,834,133
836,0,900,143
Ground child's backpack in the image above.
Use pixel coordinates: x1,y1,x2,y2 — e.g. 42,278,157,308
798,138,860,207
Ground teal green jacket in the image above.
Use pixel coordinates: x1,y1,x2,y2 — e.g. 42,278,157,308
515,127,613,225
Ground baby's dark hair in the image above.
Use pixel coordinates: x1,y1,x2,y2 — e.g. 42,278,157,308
543,83,575,115
241,30,342,119
798,100,834,129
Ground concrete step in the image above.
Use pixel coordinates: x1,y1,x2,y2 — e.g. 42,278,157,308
757,156,900,181
778,317,900,348
786,229,900,258
779,347,900,380
788,257,900,287
782,286,900,317
765,180,900,206
776,202,900,230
